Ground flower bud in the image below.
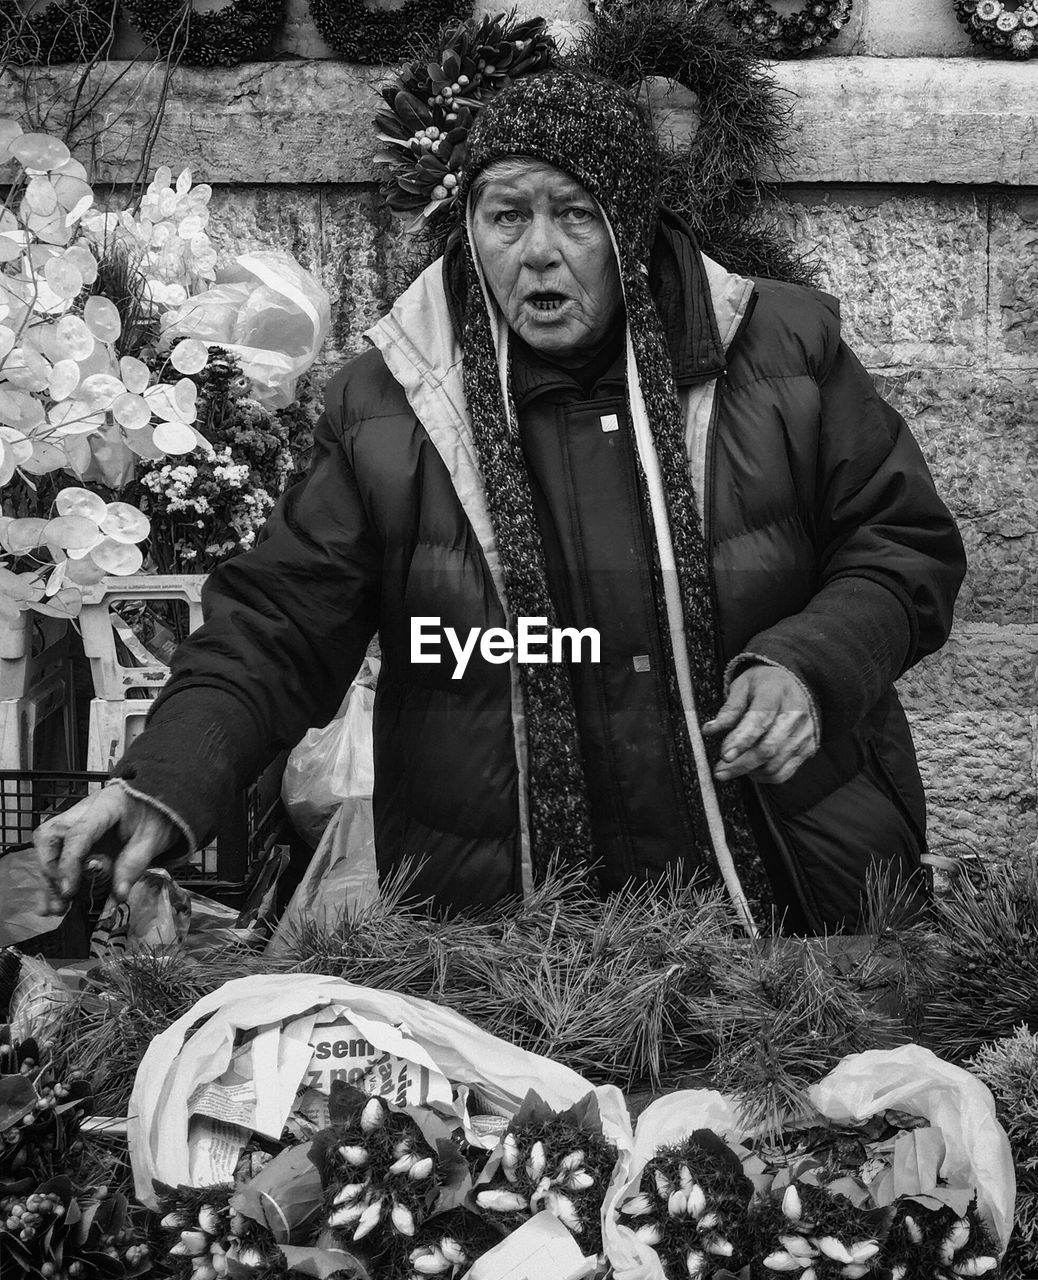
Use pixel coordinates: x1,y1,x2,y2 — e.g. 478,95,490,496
525,1141,546,1182
392,1202,416,1236
558,1150,585,1173
409,1157,434,1181
353,1197,384,1241
781,1184,802,1223
476,1188,527,1213
634,1221,662,1246
763,1252,802,1272
817,1238,854,1265
667,1189,687,1218
653,1169,674,1198
360,1097,386,1133
340,1145,369,1167
179,1231,210,1257
501,1133,520,1183
545,1189,581,1234
412,1249,449,1276
160,1211,187,1231
333,1182,368,1206
623,1193,653,1217
955,1259,997,1277
440,1238,466,1265
196,1206,222,1236
686,1250,706,1278
389,1153,417,1176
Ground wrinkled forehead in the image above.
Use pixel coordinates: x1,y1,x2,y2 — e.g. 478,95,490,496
470,157,596,208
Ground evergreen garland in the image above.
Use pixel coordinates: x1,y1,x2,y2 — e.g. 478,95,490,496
0,0,114,65
120,0,284,66
571,0,817,284
309,0,465,64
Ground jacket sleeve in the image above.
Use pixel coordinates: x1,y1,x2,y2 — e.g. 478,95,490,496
736,337,966,741
111,391,382,850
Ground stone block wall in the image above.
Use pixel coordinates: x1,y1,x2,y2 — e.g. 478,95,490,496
3,14,1036,864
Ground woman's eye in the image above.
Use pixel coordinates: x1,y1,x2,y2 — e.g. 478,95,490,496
494,209,525,224
563,207,594,223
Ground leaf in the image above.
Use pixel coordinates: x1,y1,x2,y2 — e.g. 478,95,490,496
230,1143,323,1243
0,1074,37,1131
278,1245,371,1280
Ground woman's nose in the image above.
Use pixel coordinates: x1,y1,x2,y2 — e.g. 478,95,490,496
520,215,562,269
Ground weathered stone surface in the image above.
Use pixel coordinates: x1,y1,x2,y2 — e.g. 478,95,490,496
898,625,1038,859
857,0,972,57
768,188,988,367
989,193,1038,371
874,368,1038,626
5,57,1037,187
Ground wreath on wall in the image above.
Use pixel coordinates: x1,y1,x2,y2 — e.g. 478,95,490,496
953,0,1038,56
722,0,854,57
120,0,284,65
0,0,114,64
374,11,556,229
309,0,466,64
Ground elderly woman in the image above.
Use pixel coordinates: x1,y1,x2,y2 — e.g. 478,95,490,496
36,71,965,934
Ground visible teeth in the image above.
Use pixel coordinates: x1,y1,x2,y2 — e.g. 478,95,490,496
333,1182,368,1205
476,1189,527,1213
360,1098,385,1132
782,1185,802,1223
668,1189,688,1217
687,1183,706,1219
817,1238,854,1265
526,1141,546,1182
623,1193,653,1217
391,1202,416,1236
340,1145,369,1166
634,1222,662,1245
409,1157,434,1181
501,1133,520,1183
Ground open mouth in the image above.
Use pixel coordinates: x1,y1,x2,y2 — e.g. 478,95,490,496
527,292,568,312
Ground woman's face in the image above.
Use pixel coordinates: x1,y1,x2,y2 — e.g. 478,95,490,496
470,161,623,360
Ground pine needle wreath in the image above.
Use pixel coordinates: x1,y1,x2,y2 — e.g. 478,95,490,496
954,0,1038,58
572,0,817,283
374,11,556,229
723,0,854,57
0,0,114,64
309,0,463,65
120,0,284,66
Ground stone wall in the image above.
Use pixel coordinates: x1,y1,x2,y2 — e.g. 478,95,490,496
3,14,1036,863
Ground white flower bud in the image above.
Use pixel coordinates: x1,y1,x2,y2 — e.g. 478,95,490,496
339,1144,369,1167
360,1097,386,1132
236,1246,264,1269
955,1259,998,1277
653,1169,674,1198
440,1238,466,1266
940,1219,971,1263
849,1240,880,1263
817,1238,854,1264
161,1211,188,1231
476,1188,527,1213
545,1189,581,1235
501,1133,520,1183
412,1249,450,1276
622,1192,653,1217
687,1183,706,1219
763,1251,803,1272
781,1184,802,1223
841,1266,869,1279
333,1182,368,1206
668,1189,688,1218
410,1157,435,1181
565,1170,595,1192
391,1201,416,1236
779,1235,816,1260
328,1202,365,1229
558,1150,585,1173
389,1153,417,1176
526,1141,547,1182
903,1215,923,1244
196,1206,222,1236
634,1221,662,1246
179,1231,210,1257
705,1235,734,1257
353,1197,384,1241
686,1249,707,1278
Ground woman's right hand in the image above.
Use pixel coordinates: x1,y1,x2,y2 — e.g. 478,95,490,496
33,784,181,914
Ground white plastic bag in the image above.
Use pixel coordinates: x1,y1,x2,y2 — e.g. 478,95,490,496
602,1045,1016,1280
127,973,631,1207
281,657,379,848
603,1089,740,1280
809,1044,1015,1250
160,250,331,408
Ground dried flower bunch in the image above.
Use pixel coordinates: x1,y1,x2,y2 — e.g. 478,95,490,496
474,1091,619,1256
953,0,1038,57
120,0,285,66
375,11,556,231
722,0,854,57
309,0,463,63
158,1184,281,1278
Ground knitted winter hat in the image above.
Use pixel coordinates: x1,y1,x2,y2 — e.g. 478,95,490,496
458,71,766,932
460,69,663,263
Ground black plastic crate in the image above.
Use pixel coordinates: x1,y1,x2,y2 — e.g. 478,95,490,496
0,760,288,892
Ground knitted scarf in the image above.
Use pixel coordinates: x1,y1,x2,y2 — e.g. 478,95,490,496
459,71,772,919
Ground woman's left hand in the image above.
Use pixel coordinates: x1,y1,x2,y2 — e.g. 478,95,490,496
703,665,817,785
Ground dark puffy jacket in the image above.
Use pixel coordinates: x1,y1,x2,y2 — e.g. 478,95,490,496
115,233,965,931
